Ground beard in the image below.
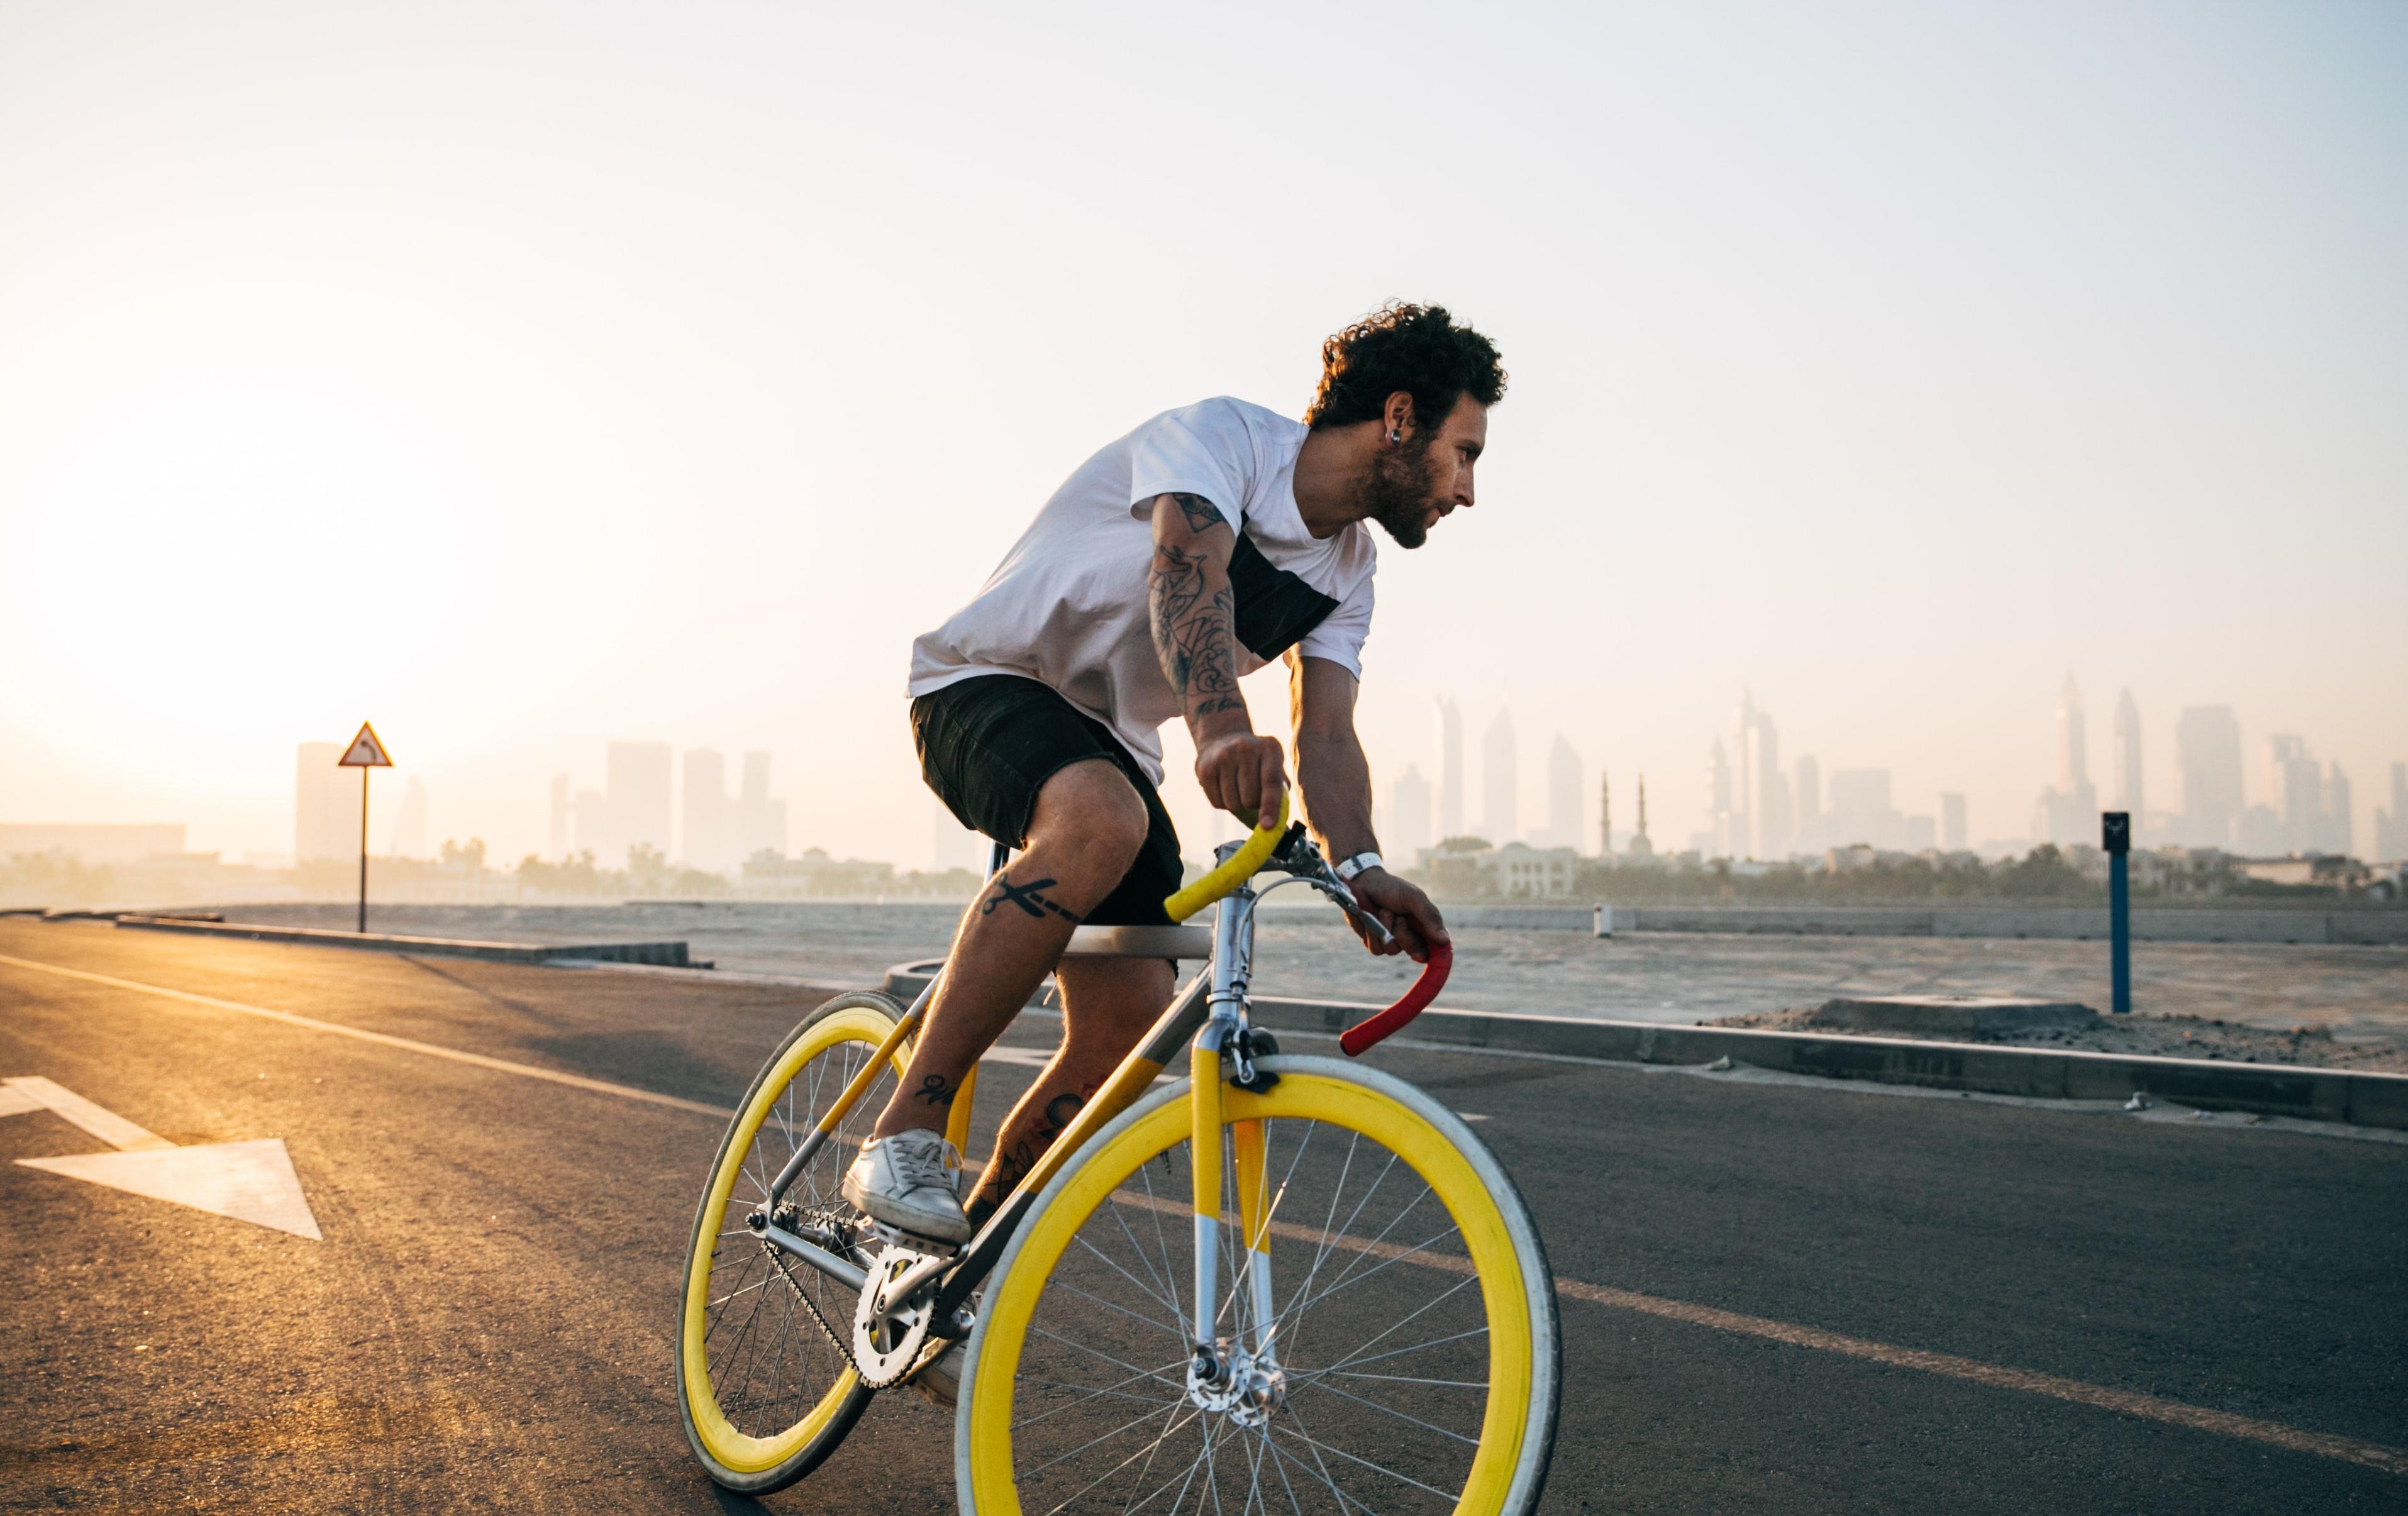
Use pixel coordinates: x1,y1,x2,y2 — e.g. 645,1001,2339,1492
1359,440,1448,550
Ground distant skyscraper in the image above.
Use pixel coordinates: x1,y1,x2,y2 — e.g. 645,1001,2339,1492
389,777,428,858
2377,763,2408,861
1939,792,1968,853
1827,770,1902,851
735,751,788,861
1546,734,1581,851
2261,735,2329,853
1794,755,1821,851
1435,697,1463,840
2113,689,2143,819
1705,739,1734,857
1736,692,1791,858
549,773,570,860
2321,762,2353,857
2175,705,2244,848
1481,708,1517,843
608,741,674,861
294,741,360,862
1389,765,1433,862
1731,694,1756,855
2036,677,2099,845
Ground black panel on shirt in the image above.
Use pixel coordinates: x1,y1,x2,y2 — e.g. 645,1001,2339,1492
1228,531,1340,662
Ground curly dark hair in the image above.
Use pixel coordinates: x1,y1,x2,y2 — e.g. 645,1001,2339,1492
1304,302,1506,433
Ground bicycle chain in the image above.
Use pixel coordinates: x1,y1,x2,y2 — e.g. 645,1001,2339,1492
761,1239,861,1376
760,1238,951,1392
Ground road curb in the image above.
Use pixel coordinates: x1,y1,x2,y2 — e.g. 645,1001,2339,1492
876,961,2408,1131
113,914,695,968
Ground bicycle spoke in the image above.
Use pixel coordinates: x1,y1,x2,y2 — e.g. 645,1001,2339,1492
1002,1111,1504,1516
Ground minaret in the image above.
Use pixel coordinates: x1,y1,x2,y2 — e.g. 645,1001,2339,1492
1629,775,1655,860
1598,771,1612,858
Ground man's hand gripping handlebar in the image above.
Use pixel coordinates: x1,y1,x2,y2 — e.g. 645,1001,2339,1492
1161,793,1451,1056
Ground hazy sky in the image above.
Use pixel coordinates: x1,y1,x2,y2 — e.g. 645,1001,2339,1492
4,1,2403,866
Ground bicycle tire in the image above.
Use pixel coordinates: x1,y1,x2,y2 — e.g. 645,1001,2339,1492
955,1054,1561,1515
677,990,906,1493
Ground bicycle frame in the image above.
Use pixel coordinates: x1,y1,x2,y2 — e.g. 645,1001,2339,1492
750,823,1441,1384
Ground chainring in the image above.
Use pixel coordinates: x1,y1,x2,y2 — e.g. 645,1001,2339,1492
851,1245,941,1389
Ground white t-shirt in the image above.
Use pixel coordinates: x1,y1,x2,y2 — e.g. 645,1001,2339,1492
908,397,1378,784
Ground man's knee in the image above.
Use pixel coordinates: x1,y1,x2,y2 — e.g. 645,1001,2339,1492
1029,761,1150,882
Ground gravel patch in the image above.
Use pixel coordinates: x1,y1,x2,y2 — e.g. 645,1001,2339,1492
1710,1004,2408,1073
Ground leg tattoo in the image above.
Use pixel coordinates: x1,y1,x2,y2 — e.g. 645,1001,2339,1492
981,872,1083,924
913,1073,958,1109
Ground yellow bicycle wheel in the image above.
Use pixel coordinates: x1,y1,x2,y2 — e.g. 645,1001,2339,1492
957,1055,1560,1515
678,992,905,1493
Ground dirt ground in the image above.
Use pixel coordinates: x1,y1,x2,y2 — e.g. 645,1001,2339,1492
1711,1003,2408,1073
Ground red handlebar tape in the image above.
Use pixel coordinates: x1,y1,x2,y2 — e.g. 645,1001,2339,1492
1338,939,1452,1056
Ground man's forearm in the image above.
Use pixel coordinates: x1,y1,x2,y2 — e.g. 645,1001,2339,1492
1147,538,1246,738
1296,729,1379,861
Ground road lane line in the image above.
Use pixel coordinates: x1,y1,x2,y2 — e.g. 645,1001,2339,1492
3,1075,174,1151
1545,1276,2407,1477
11,948,2400,1478
0,952,733,1121
1113,1192,2408,1478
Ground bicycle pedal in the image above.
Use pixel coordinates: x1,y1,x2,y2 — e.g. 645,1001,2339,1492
867,1220,962,1258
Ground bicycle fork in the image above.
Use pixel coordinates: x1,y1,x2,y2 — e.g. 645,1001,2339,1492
1187,891,1286,1422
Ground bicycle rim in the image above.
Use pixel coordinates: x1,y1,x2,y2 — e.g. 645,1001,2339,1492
678,996,900,1489
959,1056,1558,1516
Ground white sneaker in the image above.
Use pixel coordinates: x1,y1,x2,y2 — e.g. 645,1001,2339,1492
841,1129,972,1244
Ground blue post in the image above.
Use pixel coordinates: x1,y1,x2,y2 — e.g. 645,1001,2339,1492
2103,811,2131,1014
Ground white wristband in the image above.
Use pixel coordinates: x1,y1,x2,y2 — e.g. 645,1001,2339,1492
1334,852,1383,882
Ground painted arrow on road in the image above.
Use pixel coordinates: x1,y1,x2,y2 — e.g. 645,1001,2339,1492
3,1076,323,1240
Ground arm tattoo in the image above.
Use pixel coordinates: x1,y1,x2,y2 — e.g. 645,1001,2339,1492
1167,492,1225,533
980,871,1082,924
1148,544,1246,719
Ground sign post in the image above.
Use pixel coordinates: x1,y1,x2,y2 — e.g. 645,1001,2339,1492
2102,811,2131,1014
336,723,393,934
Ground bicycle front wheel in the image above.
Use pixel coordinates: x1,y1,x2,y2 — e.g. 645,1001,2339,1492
957,1055,1560,1516
677,991,905,1493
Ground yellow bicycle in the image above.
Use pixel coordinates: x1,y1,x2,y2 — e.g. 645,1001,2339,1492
677,798,1562,1513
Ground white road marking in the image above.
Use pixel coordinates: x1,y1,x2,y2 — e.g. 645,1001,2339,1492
3,1073,324,1239
0,952,733,1119
980,1046,1056,1069
1110,1185,2408,1479
3,1075,173,1150
20,1139,323,1239
0,1084,43,1117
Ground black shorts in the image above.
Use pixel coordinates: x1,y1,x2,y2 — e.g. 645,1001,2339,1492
911,675,1183,927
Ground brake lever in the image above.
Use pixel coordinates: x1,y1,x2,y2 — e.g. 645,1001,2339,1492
1265,823,1395,948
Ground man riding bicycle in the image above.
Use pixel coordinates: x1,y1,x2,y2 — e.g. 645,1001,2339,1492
846,302,1506,1251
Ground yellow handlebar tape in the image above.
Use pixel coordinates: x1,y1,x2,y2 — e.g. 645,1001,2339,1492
1162,792,1290,923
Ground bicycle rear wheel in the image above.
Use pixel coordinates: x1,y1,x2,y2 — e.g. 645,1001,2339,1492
957,1055,1560,1516
677,992,904,1493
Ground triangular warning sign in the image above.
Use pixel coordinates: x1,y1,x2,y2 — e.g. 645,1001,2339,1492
337,721,391,768
18,1138,324,1239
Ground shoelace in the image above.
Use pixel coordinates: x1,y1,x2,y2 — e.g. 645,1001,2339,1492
884,1136,960,1194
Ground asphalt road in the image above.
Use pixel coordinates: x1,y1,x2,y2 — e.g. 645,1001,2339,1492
2,917,2403,1514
